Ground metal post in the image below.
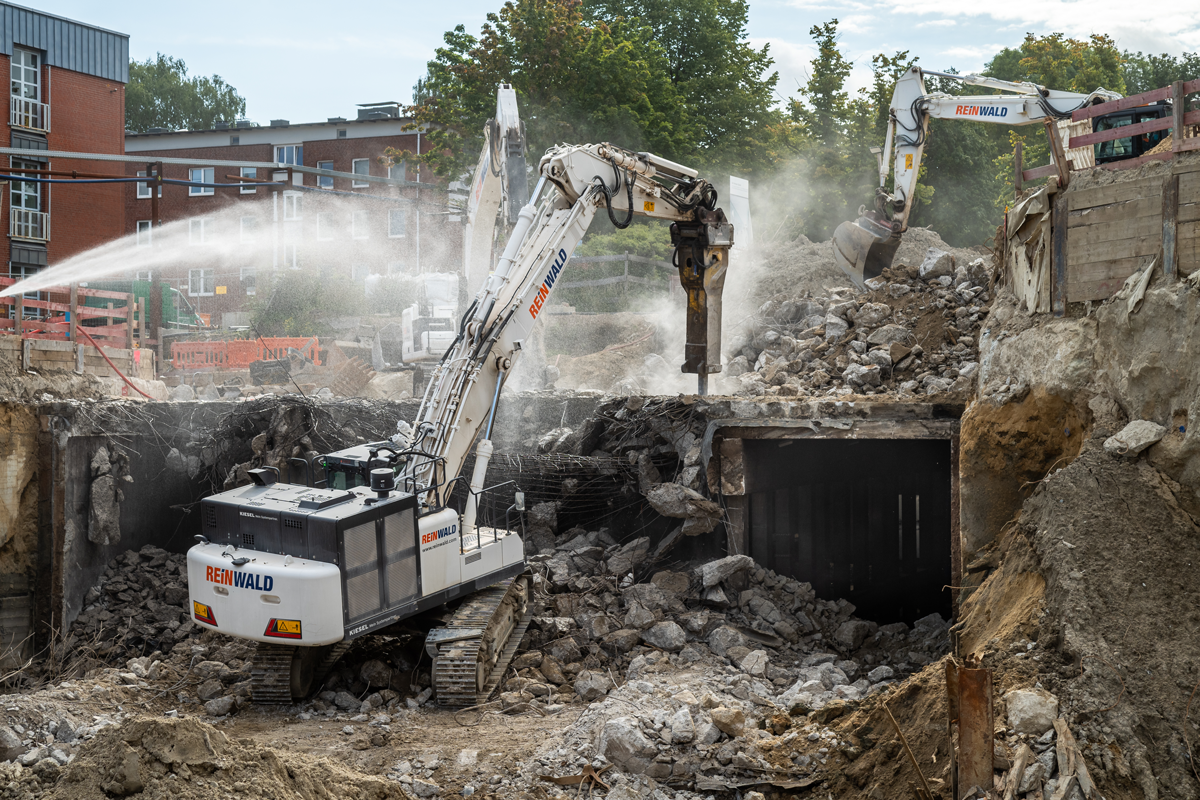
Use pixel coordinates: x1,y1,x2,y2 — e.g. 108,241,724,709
68,284,78,340
697,372,707,396
14,293,22,338
150,162,161,229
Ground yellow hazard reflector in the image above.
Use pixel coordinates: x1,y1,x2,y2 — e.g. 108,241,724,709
264,618,302,639
643,200,655,213
193,601,217,626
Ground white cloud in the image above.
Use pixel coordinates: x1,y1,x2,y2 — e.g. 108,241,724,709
917,19,957,28
752,37,814,101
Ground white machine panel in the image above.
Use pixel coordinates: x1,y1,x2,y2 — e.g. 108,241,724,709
418,508,462,594
187,544,344,645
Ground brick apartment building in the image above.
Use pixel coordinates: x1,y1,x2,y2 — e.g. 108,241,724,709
0,4,128,282
124,109,461,326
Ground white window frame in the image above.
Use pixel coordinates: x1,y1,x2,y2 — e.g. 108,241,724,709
316,212,333,241
241,265,257,296
283,191,302,220
352,210,369,239
388,161,406,182
188,268,215,296
11,47,40,102
275,144,303,166
240,167,257,194
388,208,406,238
189,167,214,196
11,157,40,212
240,216,257,243
136,220,152,246
282,243,299,269
135,270,152,281
352,158,369,188
316,160,333,189
136,170,161,199
188,218,207,245
351,263,369,282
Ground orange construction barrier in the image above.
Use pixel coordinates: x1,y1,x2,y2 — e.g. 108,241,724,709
171,337,320,370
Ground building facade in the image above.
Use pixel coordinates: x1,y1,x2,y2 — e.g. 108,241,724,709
0,4,129,282
124,109,461,326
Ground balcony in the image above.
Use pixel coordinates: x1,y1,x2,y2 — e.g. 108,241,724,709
10,96,49,132
11,208,48,241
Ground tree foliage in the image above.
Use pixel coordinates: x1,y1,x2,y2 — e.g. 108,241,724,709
1122,51,1200,94
584,0,779,173
397,0,691,181
126,53,246,132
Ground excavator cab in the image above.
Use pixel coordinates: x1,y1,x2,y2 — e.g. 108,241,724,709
1092,102,1171,164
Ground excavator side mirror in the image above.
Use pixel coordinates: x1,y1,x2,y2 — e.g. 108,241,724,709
514,491,525,512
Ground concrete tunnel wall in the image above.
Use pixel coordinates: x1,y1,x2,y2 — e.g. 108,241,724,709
16,392,609,648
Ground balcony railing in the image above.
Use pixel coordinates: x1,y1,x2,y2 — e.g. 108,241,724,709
10,96,49,132
11,208,48,241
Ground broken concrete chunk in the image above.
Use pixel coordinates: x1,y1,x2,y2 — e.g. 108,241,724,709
737,649,769,677
1103,419,1166,457
709,707,745,737
698,554,754,588
706,626,747,657
1005,688,1059,735
865,324,911,346
573,670,613,701
641,621,686,652
919,248,954,278
600,716,656,773
644,483,723,535
850,302,890,328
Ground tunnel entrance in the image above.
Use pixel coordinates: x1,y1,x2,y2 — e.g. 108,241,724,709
742,437,954,626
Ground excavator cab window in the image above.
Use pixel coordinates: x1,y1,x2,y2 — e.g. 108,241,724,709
1094,105,1171,164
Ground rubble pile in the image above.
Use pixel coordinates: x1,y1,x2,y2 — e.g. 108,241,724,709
725,249,993,398
0,716,410,800
512,551,949,714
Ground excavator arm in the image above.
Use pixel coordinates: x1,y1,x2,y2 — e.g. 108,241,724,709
405,143,732,519
833,67,1120,286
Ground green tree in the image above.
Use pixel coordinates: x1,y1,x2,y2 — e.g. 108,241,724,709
126,53,246,132
582,0,780,174
397,0,691,182
987,33,1125,94
1122,51,1200,94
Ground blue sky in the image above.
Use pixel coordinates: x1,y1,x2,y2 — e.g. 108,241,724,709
28,0,1200,124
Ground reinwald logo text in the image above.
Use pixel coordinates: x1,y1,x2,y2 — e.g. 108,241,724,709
529,249,569,320
955,105,1008,118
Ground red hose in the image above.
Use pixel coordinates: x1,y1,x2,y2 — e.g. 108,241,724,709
74,324,156,400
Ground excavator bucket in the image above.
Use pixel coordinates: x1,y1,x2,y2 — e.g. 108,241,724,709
832,216,901,288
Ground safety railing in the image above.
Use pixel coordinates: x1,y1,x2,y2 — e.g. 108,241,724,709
10,208,48,241
10,96,49,132
170,336,321,370
0,277,145,347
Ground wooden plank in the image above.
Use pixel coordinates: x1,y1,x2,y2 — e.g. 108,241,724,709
1100,152,1175,172
1176,137,1200,154
1067,255,1150,281
1046,119,1071,187
1071,78,1200,121
1067,276,1134,302
1069,114,1172,149
1022,163,1058,181
1068,234,1160,265
1181,171,1200,196
1164,174,1180,278
1070,216,1162,247
1070,108,1200,148
1068,177,1166,211
1067,197,1160,227
1052,194,1067,316
1174,82,1186,154
1014,141,1023,192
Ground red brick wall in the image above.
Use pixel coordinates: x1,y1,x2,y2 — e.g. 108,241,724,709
1,57,127,272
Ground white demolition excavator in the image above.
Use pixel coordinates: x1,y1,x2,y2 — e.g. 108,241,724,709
401,85,529,363
186,141,732,706
832,67,1120,286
